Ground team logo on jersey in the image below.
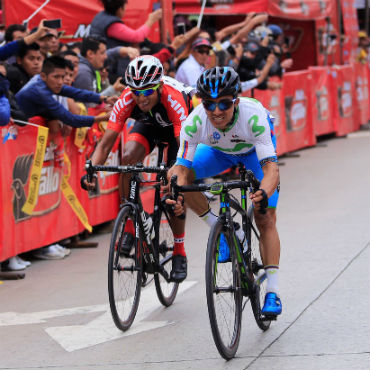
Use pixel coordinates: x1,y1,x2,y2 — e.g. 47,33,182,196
209,131,220,144
185,115,202,138
168,94,187,121
248,115,265,137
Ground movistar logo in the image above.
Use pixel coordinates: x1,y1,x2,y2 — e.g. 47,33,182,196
213,142,253,152
248,115,265,137
185,115,202,138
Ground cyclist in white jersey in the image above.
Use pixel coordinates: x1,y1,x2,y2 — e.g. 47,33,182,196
167,66,282,316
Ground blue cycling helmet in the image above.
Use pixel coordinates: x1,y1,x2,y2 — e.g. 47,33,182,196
268,24,283,36
197,66,240,99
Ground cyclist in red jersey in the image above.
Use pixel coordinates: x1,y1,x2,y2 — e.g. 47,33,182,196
82,55,194,282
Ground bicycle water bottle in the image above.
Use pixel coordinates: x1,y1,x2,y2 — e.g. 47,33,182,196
234,223,248,257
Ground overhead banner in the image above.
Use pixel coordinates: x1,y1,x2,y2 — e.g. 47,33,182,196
268,0,334,20
3,0,160,42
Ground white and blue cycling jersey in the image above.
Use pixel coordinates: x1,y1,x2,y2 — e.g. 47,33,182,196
175,97,279,208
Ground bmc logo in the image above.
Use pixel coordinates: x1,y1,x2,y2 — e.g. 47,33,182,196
168,95,187,121
110,91,133,123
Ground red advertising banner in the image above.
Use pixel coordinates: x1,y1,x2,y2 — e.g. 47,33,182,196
3,0,160,42
0,122,119,262
268,0,334,20
353,63,370,126
330,65,359,136
252,82,288,156
281,70,316,152
308,66,335,136
341,0,359,64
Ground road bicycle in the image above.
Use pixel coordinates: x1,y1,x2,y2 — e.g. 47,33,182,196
171,164,274,359
85,143,179,331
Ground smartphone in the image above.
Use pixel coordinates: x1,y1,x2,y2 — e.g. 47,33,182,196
177,22,186,35
152,2,161,11
44,19,62,29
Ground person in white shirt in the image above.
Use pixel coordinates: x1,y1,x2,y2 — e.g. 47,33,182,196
175,37,212,87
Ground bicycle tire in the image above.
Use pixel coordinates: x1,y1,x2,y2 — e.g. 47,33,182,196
154,208,179,307
108,205,142,331
247,206,271,331
205,218,242,360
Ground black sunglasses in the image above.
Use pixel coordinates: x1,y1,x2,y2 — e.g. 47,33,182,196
202,99,236,112
196,49,210,55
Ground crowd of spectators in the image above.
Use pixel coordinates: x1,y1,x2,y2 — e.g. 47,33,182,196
0,0,293,273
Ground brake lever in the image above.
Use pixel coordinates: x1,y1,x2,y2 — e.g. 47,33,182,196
85,159,94,183
170,175,185,220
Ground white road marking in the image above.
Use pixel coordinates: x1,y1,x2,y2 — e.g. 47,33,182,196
0,281,197,352
347,130,370,138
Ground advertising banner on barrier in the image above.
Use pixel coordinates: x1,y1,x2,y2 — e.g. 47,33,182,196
281,70,316,153
0,123,80,261
354,63,370,126
309,66,335,136
252,83,288,156
330,65,359,136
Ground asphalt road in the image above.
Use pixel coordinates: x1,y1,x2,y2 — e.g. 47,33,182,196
1,130,369,370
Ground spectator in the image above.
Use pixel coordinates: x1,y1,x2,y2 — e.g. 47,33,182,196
6,42,43,94
59,50,80,81
357,31,370,63
30,26,58,58
4,24,27,43
175,37,212,87
74,37,137,95
0,62,10,126
89,0,162,76
16,56,114,135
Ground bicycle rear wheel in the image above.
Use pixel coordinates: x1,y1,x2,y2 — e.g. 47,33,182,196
247,206,271,331
154,208,179,307
108,205,142,331
205,219,242,360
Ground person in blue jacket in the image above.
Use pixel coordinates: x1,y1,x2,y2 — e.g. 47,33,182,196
16,56,116,130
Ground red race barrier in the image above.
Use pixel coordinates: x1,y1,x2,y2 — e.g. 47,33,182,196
353,63,370,126
281,70,316,153
309,66,335,136
330,65,359,136
253,82,288,156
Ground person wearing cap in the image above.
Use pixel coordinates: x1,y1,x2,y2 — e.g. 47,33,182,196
357,31,370,63
175,37,213,88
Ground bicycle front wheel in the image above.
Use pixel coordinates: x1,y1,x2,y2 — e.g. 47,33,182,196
108,205,142,331
205,219,242,360
154,208,179,307
247,206,271,331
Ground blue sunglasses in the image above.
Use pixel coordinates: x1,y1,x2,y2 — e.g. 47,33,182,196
202,99,236,112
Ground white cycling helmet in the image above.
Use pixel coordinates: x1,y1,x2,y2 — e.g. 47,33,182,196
125,55,164,89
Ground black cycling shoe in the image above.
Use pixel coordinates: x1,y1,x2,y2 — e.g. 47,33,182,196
170,255,187,282
120,232,134,256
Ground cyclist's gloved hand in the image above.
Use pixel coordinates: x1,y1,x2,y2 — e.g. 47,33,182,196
80,173,98,191
165,194,185,218
250,188,268,214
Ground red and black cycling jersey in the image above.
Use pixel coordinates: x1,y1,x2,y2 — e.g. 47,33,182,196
107,76,194,138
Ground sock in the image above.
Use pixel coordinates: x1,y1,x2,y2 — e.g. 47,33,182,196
173,233,186,256
199,209,218,228
124,218,135,235
265,265,279,295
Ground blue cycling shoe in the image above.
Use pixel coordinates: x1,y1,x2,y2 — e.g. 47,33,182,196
261,292,282,316
218,233,230,263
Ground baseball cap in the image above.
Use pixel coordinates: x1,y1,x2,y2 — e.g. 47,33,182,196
244,41,259,53
268,24,283,36
192,37,212,50
358,30,367,38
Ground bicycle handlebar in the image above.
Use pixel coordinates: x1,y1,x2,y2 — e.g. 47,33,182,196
170,169,260,194
85,160,168,182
